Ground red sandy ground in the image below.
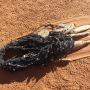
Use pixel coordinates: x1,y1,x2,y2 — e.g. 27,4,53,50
0,0,90,90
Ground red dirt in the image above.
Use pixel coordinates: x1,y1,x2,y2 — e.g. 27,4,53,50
0,0,90,90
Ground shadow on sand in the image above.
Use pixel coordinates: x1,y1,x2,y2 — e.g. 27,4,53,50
0,60,69,84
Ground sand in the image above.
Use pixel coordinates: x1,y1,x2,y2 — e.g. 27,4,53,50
0,0,90,90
